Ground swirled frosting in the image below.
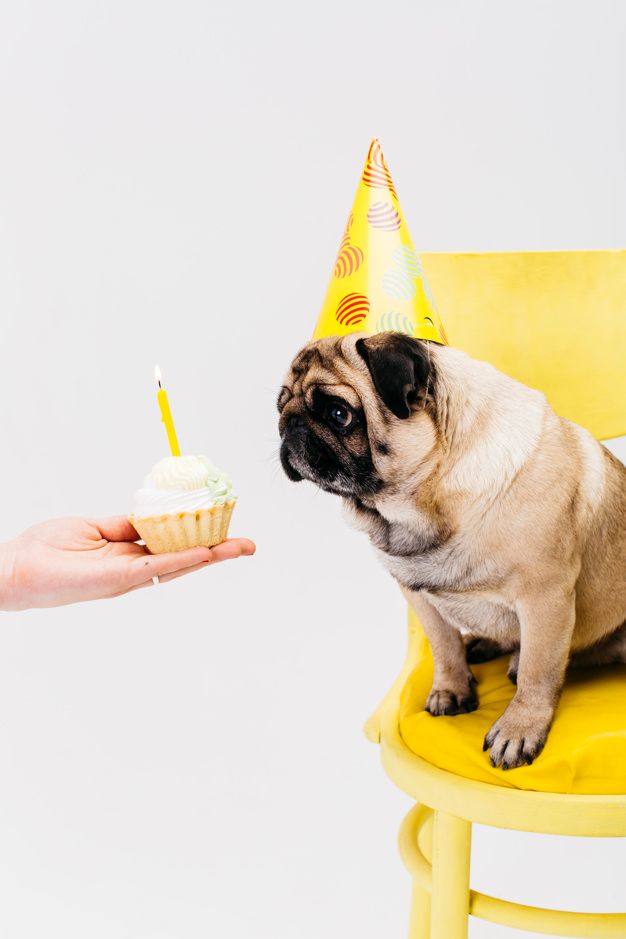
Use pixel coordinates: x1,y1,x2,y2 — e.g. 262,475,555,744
132,455,236,518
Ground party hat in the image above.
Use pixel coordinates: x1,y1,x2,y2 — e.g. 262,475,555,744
313,139,447,345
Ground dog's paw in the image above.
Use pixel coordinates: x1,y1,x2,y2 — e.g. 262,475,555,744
464,635,509,664
427,682,478,717
483,703,552,769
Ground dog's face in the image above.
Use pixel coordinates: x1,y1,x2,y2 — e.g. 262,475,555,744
278,332,438,498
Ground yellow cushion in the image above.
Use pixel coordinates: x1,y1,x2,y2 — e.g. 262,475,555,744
399,620,626,795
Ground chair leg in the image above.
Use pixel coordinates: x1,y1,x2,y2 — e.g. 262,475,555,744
407,807,433,938
430,810,472,939
400,804,433,939
408,882,431,939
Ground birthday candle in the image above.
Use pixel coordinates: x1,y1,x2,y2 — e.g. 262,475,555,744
154,365,181,457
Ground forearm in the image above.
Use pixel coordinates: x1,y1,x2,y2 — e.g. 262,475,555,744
0,517,255,612
0,540,18,611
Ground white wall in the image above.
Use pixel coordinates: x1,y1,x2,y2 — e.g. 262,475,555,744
0,2,624,936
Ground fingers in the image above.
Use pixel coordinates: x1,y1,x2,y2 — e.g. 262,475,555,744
129,546,214,585
157,561,214,584
94,516,140,542
126,537,256,589
210,538,256,559
150,543,254,583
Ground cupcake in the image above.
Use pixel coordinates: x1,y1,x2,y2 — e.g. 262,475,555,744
130,455,236,553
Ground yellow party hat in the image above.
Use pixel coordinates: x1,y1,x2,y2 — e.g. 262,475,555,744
313,139,448,345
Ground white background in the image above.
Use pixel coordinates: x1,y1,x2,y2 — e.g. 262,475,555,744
1,2,625,936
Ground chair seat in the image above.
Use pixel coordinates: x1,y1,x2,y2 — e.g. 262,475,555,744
399,629,626,795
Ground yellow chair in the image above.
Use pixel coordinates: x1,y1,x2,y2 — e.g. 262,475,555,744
364,251,626,938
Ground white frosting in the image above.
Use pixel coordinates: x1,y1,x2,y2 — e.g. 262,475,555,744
132,455,236,518
132,486,226,517
145,455,215,490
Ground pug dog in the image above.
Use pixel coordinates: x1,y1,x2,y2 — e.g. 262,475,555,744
277,332,626,769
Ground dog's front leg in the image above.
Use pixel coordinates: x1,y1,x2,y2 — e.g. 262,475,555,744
483,586,576,769
401,587,478,716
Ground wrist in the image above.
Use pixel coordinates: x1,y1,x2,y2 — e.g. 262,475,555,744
0,540,18,611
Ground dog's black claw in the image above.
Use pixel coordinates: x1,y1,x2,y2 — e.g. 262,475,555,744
458,695,479,713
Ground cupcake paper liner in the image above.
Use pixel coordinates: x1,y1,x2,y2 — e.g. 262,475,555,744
130,500,235,554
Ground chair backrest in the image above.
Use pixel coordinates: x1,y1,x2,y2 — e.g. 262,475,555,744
421,251,626,441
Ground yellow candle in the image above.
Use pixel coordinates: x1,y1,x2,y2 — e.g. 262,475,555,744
154,365,181,457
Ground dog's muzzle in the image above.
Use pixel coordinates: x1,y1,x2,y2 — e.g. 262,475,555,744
279,417,308,481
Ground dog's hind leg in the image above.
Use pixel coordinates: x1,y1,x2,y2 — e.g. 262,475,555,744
464,633,517,664
507,648,520,684
570,622,626,668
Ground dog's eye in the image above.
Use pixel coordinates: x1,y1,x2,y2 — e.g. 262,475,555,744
329,404,353,429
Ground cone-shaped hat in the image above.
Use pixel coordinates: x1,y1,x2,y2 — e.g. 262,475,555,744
313,139,447,345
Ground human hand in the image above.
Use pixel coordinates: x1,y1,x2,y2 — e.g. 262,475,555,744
0,516,255,611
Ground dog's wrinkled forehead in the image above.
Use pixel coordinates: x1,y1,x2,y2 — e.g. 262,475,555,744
279,336,368,411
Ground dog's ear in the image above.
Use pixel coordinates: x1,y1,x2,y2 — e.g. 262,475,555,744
356,333,433,419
